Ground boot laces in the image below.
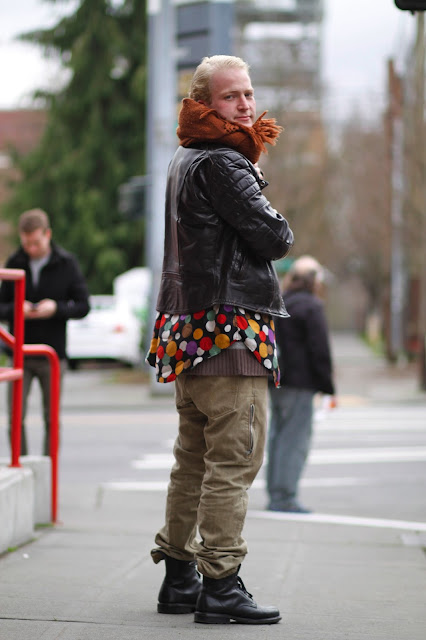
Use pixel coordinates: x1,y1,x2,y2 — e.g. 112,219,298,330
190,562,201,579
236,576,253,600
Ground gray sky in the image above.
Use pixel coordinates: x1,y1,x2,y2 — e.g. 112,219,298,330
0,0,417,118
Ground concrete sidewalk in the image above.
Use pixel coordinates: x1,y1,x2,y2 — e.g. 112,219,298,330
0,333,425,639
2,489,426,640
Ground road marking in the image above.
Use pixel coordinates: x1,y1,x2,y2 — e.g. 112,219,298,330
2,407,424,430
101,481,169,491
400,532,426,546
63,412,178,426
130,447,426,469
131,454,173,469
98,476,372,493
299,476,372,488
309,447,426,463
95,480,426,532
248,510,426,532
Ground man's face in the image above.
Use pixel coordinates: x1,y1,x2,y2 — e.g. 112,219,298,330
20,228,51,260
204,68,256,127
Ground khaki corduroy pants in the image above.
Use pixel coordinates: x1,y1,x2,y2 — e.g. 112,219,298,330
152,374,268,579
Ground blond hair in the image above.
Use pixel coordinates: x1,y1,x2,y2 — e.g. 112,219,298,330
189,55,250,104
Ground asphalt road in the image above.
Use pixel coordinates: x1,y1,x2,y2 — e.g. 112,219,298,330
1,348,424,526
62,396,426,524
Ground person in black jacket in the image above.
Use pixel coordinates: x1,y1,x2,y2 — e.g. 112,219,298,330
0,208,90,455
266,256,336,513
146,55,293,625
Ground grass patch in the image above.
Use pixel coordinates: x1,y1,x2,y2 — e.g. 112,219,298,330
361,332,385,357
1,537,38,558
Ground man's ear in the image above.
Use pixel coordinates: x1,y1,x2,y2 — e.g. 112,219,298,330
198,100,207,106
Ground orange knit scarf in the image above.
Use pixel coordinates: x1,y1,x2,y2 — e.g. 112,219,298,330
177,98,282,165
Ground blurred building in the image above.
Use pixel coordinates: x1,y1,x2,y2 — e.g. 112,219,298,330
234,1,330,267
235,0,323,113
234,0,324,158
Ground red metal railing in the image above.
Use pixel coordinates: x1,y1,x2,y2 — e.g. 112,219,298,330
0,268,25,462
0,268,60,522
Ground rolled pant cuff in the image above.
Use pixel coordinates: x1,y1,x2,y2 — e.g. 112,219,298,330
151,547,196,564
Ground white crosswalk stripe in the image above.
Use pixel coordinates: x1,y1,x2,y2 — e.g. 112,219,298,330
130,446,426,469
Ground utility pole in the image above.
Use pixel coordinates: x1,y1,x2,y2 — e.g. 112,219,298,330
394,0,426,390
146,0,177,393
385,59,405,362
144,0,235,393
412,12,426,389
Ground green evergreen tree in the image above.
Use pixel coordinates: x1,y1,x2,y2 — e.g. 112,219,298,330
3,0,147,293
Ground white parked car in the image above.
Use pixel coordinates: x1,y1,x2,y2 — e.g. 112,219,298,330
67,294,143,368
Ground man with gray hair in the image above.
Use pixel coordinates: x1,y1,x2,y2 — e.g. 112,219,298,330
267,255,336,513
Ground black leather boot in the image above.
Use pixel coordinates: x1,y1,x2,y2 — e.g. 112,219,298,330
194,571,281,624
157,554,202,614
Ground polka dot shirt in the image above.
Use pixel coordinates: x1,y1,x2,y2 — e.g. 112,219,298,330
146,304,280,385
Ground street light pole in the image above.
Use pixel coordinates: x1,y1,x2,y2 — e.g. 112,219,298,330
412,12,426,388
146,0,177,393
386,59,405,362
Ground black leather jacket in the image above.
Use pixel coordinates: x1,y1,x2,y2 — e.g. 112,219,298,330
156,143,294,317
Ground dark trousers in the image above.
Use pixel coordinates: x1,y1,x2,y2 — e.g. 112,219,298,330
266,387,315,509
8,356,66,456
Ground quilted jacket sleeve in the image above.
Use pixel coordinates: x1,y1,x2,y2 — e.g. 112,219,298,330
207,149,293,261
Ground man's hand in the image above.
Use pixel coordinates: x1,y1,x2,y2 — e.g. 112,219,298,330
24,299,57,319
23,300,35,317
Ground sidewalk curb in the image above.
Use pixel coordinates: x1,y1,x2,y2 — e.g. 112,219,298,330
0,466,34,554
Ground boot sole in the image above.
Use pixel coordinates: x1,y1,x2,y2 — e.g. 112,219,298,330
158,602,196,614
194,611,281,625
